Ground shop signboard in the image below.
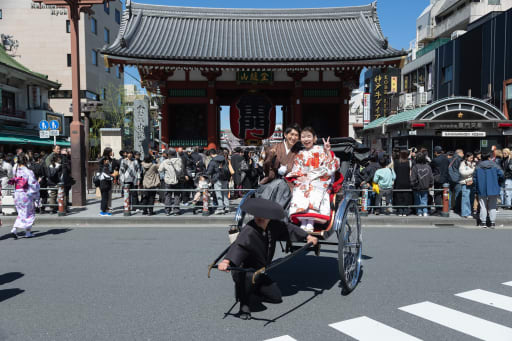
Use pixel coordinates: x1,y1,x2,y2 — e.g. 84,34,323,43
230,93,276,141
441,131,486,137
363,93,370,126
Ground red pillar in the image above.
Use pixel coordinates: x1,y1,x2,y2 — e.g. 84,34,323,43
69,2,86,206
287,71,308,126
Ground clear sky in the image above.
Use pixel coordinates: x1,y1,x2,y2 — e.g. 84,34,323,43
121,0,430,128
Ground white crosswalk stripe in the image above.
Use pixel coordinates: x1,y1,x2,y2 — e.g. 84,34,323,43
503,281,512,287
399,301,512,341
329,316,423,341
263,336,297,341
455,289,512,312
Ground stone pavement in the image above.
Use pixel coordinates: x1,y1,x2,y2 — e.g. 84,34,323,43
1,193,512,228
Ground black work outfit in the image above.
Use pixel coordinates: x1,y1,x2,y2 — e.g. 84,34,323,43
225,219,308,313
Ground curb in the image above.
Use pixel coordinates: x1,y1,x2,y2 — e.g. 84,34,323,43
1,215,511,228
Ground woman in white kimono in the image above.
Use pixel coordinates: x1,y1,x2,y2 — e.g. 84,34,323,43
286,127,340,231
9,153,40,239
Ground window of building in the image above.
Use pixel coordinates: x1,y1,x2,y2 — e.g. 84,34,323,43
1,90,16,113
101,88,106,100
116,66,121,79
105,66,110,73
91,49,97,66
91,17,97,35
0,9,3,20
66,20,70,33
104,2,110,15
104,28,110,44
488,0,500,4
442,65,453,84
67,54,71,67
115,9,121,24
427,64,433,90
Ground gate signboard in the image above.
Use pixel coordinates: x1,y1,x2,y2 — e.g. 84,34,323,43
230,93,276,142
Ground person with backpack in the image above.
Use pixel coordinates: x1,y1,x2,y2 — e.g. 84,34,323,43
449,149,464,214
158,148,184,216
459,152,476,218
393,149,413,217
473,152,505,228
119,151,142,212
45,154,62,214
141,155,160,216
430,146,450,215
97,148,114,216
373,154,396,215
206,149,231,215
410,152,434,216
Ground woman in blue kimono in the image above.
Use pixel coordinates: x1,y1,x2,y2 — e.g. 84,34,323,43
9,153,40,239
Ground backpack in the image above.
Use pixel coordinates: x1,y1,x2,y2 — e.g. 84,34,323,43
47,165,60,183
448,158,460,183
218,161,231,181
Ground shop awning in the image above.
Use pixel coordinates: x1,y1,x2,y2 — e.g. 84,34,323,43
0,134,70,147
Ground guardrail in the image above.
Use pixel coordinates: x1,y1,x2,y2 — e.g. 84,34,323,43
0,183,68,216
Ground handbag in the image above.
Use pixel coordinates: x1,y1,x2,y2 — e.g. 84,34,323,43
371,182,380,195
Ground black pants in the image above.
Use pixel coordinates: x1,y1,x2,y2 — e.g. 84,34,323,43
100,188,110,213
164,182,183,214
142,188,157,214
233,271,282,310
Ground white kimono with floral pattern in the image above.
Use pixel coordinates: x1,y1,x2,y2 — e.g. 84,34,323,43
286,145,340,220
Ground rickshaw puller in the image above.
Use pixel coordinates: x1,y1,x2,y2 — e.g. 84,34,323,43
218,198,318,320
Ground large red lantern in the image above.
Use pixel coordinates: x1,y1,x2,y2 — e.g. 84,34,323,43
230,93,276,141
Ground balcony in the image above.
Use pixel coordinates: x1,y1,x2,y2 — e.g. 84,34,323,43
399,90,433,110
0,110,26,121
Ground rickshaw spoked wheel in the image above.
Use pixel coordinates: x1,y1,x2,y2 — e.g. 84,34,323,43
337,199,362,294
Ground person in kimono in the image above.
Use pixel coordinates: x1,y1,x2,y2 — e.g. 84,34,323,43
286,127,340,232
218,198,317,320
9,153,40,239
256,123,302,209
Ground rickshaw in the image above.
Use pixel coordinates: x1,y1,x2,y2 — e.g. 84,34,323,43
209,137,369,294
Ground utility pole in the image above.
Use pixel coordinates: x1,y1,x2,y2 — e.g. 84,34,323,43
32,0,114,206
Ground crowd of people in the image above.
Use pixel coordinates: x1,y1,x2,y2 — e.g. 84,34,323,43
356,145,510,227
2,124,511,235
95,145,266,216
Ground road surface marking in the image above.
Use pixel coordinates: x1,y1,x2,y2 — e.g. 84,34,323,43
264,336,297,341
503,281,512,287
329,316,423,341
399,301,512,341
455,289,512,312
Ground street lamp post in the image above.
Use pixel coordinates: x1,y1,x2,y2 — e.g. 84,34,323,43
32,0,114,206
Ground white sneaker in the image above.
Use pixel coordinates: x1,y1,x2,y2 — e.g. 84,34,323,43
25,231,34,238
423,212,428,217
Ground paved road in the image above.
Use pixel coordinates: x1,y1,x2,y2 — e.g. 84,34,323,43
0,226,511,341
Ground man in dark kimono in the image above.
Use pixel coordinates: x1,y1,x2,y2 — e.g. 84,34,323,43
218,198,318,319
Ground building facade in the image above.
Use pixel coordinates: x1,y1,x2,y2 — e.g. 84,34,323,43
0,0,124,122
0,43,68,151
102,2,405,148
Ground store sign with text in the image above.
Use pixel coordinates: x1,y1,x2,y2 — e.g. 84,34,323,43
441,131,486,137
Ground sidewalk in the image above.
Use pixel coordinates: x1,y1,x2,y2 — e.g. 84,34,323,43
2,194,512,228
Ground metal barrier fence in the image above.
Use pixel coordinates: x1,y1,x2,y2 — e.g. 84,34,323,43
0,183,68,216
3,181,512,218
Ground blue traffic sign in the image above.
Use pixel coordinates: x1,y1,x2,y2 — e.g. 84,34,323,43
49,120,60,130
39,120,49,130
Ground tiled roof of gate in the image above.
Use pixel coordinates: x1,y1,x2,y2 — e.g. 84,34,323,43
102,2,405,63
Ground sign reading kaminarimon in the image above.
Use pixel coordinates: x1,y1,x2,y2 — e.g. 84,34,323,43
102,2,405,148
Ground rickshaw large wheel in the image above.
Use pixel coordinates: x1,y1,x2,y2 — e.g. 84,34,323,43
337,199,362,294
